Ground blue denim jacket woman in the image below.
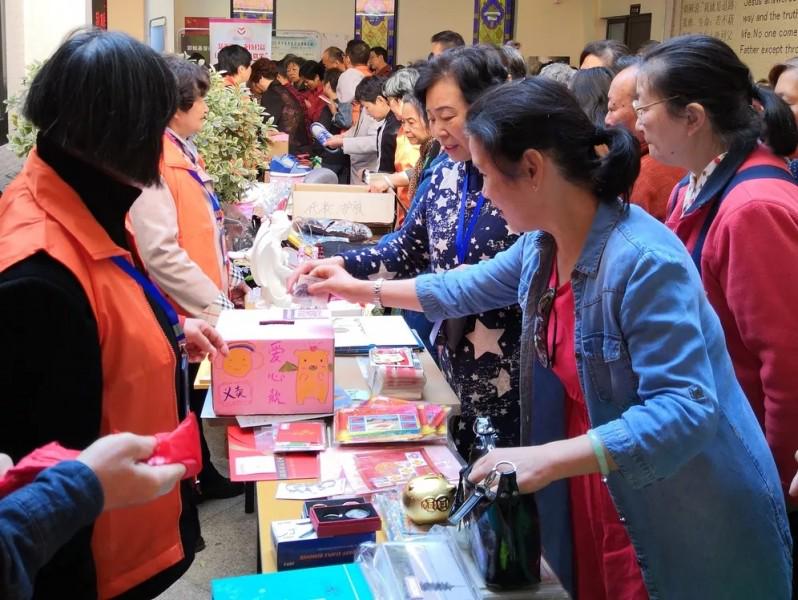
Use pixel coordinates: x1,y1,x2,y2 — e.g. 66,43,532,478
304,78,791,598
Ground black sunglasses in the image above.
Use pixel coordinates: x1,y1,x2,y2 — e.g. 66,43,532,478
533,287,557,368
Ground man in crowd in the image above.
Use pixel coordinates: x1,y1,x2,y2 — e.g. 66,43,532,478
430,30,465,56
368,46,392,77
321,46,346,71
605,61,684,221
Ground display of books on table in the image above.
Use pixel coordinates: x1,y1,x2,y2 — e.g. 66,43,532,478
227,425,321,482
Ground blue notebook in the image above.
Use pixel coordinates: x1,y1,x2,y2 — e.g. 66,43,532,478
211,563,374,600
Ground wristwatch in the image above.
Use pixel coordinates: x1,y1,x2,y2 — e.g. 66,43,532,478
372,278,385,310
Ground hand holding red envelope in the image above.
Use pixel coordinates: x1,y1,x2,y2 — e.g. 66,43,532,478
0,414,202,498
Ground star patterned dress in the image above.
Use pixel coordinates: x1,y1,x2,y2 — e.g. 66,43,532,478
339,158,523,455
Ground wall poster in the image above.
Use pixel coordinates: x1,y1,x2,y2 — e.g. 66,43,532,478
354,0,397,64
473,0,515,46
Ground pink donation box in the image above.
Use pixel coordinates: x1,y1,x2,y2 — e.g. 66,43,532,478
212,311,335,416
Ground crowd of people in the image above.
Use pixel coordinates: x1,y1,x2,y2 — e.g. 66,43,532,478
1,23,798,600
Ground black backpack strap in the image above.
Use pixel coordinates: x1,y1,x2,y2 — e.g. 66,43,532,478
690,165,797,275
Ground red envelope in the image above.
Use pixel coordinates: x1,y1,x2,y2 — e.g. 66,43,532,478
227,425,320,482
0,415,202,498
146,413,202,479
0,443,80,497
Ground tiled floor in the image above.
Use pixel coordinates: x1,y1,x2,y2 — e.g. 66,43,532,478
156,422,258,599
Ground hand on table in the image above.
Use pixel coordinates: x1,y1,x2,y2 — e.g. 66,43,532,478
324,134,344,149
368,176,392,193
77,433,185,511
229,281,250,309
286,257,345,292
468,446,556,495
183,318,229,362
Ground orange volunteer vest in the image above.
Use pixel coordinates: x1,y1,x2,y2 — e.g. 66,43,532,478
160,134,226,297
0,150,185,599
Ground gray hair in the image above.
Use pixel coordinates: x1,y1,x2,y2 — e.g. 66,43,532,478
382,67,419,99
538,62,576,86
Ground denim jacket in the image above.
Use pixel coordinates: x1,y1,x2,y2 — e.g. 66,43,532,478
417,200,791,599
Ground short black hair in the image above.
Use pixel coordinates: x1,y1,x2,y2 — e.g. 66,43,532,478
324,46,344,64
370,47,388,60
347,40,371,66
415,45,508,113
284,55,305,68
217,44,252,74
24,28,176,187
355,76,387,103
163,54,210,113
299,59,324,81
431,30,465,49
579,39,630,69
323,68,343,90
467,78,640,205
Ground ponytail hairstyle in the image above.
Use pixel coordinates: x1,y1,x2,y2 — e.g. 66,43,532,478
641,34,798,156
466,77,640,205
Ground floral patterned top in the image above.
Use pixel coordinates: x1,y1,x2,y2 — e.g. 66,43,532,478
683,152,728,214
339,158,523,454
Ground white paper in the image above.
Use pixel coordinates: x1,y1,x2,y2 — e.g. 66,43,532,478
236,412,333,428
333,316,419,349
235,455,276,476
274,478,347,500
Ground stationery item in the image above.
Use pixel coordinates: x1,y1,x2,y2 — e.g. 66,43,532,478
273,420,327,452
367,347,426,400
301,496,368,518
276,479,347,500
310,501,382,537
333,316,422,354
227,426,320,482
357,536,479,600
372,489,431,541
334,396,449,444
212,311,334,415
448,458,541,589
271,518,376,571
211,563,374,600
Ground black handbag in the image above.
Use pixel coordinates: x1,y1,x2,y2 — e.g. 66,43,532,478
449,419,541,590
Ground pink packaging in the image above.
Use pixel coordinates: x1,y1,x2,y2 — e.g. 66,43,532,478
212,310,334,416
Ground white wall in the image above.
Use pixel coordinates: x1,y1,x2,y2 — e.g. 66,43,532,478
5,0,91,97
146,0,175,52
397,0,472,64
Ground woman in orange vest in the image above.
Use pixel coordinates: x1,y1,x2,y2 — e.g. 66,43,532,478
129,55,248,503
0,30,226,599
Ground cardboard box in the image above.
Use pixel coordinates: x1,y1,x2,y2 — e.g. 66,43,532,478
268,131,290,158
211,311,334,416
271,519,375,571
291,183,395,226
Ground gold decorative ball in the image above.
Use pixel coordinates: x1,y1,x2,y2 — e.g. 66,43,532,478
402,474,456,525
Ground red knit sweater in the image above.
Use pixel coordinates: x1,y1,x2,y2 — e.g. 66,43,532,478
666,145,798,500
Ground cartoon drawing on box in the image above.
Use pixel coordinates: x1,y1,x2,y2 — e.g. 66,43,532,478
218,343,262,406
278,346,332,405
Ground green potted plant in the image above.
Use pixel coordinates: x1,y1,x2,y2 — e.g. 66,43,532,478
194,68,277,203
4,61,43,158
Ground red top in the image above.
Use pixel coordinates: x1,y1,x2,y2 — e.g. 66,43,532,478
630,148,685,222
666,144,798,500
547,270,648,600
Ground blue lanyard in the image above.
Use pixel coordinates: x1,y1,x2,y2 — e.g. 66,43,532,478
110,256,185,344
455,170,485,263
